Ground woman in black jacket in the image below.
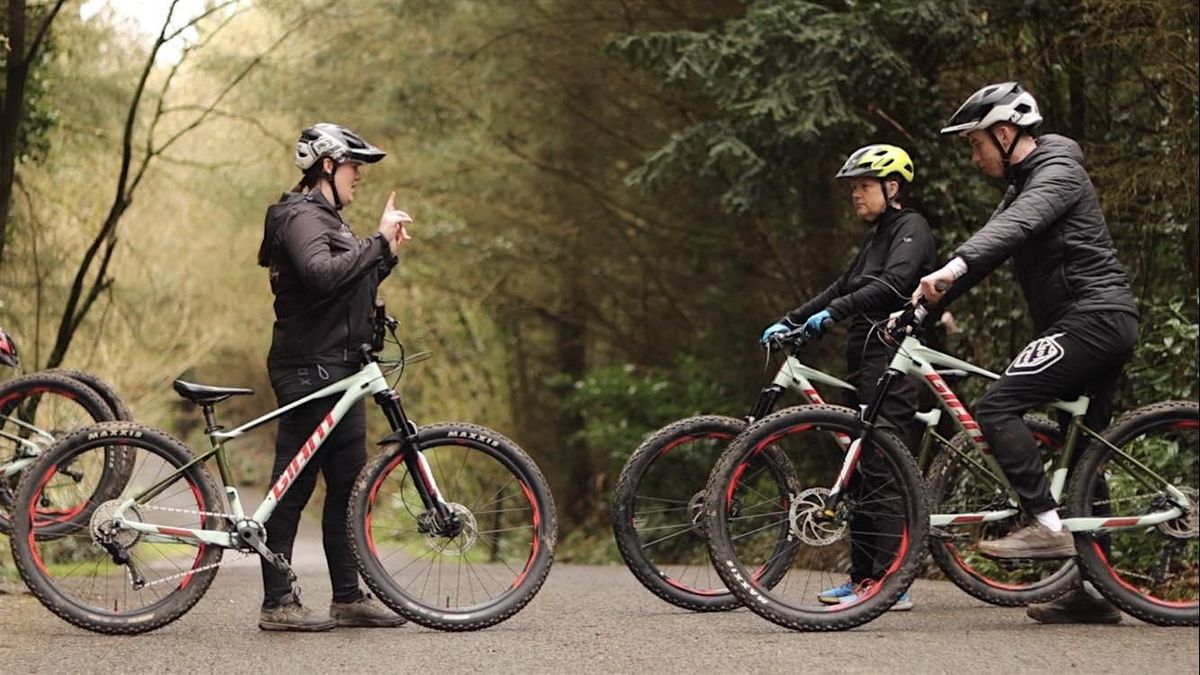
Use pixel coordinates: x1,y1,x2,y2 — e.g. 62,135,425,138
762,143,936,610
254,123,412,631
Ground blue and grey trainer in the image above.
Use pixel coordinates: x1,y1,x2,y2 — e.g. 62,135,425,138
889,592,914,611
836,590,913,611
818,581,913,611
817,580,856,605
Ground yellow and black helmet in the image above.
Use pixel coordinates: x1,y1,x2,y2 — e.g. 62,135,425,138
835,144,914,183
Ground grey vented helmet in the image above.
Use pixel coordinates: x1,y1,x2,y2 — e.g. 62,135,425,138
294,123,386,171
941,82,1042,136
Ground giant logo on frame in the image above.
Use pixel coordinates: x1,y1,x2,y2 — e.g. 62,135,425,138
1005,333,1066,376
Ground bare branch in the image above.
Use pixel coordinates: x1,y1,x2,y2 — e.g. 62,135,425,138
868,103,914,142
163,0,242,43
130,8,318,194
72,239,118,334
24,0,67,65
144,4,246,176
154,154,245,170
157,105,289,144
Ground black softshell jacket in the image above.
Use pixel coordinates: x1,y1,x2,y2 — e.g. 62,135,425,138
943,134,1138,330
260,190,397,368
786,208,937,335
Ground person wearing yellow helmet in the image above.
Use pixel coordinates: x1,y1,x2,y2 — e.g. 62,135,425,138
761,143,936,609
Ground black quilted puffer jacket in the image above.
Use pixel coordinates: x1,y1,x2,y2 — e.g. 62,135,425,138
946,134,1138,330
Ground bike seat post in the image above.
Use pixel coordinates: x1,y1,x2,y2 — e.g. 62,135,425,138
201,404,221,435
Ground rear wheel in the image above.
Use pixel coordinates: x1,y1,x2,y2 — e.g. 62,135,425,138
1068,400,1198,626
704,405,927,631
612,415,795,611
349,422,557,631
48,368,134,421
925,414,1077,606
10,422,224,634
0,373,126,536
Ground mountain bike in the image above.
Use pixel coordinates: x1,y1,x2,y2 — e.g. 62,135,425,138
613,326,1063,612
8,311,557,634
703,302,1196,630
611,336,854,611
1,368,134,536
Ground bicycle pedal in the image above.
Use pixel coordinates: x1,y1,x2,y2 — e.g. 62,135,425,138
929,526,955,539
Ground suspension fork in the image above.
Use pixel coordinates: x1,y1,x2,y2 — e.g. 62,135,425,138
824,368,902,510
374,390,455,525
747,384,785,423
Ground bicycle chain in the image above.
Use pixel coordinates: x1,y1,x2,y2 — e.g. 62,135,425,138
127,550,251,588
136,502,238,520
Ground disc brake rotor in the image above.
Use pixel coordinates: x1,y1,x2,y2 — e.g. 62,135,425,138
423,503,478,556
789,487,847,546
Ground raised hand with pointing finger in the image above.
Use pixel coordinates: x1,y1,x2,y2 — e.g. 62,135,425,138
378,191,413,253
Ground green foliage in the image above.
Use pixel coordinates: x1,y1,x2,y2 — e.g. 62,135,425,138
556,356,741,476
612,0,981,220
557,527,621,564
1127,298,1200,402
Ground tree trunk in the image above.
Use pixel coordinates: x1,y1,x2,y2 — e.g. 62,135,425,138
556,275,592,530
0,0,29,268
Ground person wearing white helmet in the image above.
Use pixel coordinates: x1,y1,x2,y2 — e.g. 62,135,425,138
916,82,1139,624
253,122,412,631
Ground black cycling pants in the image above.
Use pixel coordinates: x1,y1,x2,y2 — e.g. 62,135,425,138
844,332,923,582
261,362,367,608
976,310,1138,515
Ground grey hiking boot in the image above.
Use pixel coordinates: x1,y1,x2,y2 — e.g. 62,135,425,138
1027,588,1122,624
977,522,1075,559
329,592,407,628
259,592,337,632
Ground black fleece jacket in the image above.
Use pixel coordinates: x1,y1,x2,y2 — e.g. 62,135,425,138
786,207,936,335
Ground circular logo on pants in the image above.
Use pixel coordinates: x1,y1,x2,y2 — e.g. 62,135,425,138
1005,332,1066,376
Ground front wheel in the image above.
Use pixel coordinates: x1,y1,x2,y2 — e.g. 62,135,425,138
349,422,557,631
704,404,927,631
611,415,798,612
1067,400,1198,626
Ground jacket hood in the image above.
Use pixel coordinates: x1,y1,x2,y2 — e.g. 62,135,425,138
258,191,340,267
1017,134,1086,176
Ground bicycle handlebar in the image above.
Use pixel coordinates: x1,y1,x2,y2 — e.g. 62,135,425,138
884,279,950,344
766,317,832,352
